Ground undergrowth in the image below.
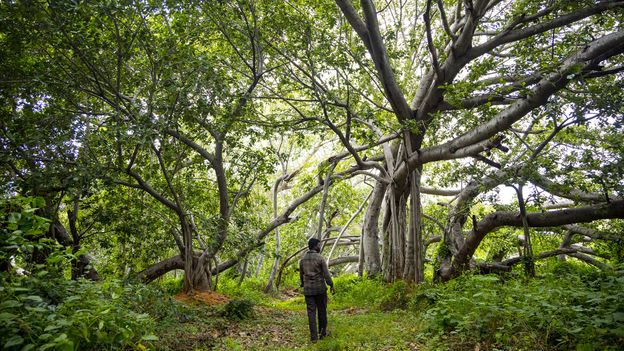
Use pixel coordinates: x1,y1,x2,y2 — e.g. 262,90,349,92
0,273,163,350
417,262,624,350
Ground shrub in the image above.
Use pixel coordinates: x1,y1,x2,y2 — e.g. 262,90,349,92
218,276,268,303
417,265,624,351
0,274,159,350
379,280,411,311
220,299,255,321
0,197,160,350
330,274,387,309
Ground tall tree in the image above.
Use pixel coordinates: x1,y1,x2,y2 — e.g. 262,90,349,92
266,0,624,281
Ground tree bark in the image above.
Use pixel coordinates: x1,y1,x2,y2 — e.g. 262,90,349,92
265,175,287,292
361,179,387,277
382,187,406,282
515,185,535,277
403,165,424,283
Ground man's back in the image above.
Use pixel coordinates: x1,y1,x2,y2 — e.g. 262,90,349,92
299,250,333,295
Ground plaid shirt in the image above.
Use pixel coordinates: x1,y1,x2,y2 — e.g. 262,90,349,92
299,250,334,296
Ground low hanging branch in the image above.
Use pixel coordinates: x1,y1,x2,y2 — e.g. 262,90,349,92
326,189,374,265
449,200,624,278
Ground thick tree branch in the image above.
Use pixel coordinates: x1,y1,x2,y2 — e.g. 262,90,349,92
470,2,624,60
454,200,624,271
336,0,412,121
400,30,624,178
165,129,216,165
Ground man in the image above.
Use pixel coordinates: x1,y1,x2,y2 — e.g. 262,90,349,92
299,237,336,342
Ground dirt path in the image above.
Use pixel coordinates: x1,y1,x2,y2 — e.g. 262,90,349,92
158,293,423,351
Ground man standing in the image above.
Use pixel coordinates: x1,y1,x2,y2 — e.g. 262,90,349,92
299,238,336,342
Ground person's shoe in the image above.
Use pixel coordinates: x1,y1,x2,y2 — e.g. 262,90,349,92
320,331,331,339
310,339,318,344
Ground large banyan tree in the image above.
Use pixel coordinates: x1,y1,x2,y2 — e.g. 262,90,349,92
1,0,623,292
258,0,624,283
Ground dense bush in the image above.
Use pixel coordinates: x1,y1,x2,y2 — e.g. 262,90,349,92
0,274,160,350
417,263,624,350
330,275,387,309
220,299,256,321
218,276,270,303
1,197,164,350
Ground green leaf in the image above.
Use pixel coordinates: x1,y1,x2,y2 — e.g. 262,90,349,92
52,333,67,343
0,312,17,322
4,335,24,348
0,300,21,309
57,340,74,351
141,335,159,341
24,295,43,302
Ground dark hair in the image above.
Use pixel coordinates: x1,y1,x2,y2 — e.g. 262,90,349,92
308,238,320,250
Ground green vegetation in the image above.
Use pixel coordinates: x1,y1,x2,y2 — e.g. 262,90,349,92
0,197,164,350
2,0,624,350
0,276,161,351
153,265,624,351
418,266,624,350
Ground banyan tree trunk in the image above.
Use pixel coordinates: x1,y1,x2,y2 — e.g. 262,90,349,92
382,186,406,282
360,179,387,277
403,166,425,283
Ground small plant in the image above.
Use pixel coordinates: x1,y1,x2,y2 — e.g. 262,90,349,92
380,280,411,311
221,299,255,321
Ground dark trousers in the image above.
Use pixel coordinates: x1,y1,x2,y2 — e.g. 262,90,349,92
304,293,328,340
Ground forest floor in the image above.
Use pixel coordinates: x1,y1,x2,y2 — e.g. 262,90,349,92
156,289,425,351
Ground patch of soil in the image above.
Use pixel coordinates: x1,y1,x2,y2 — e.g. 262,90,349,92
340,307,368,315
278,288,300,299
219,307,302,349
174,290,230,306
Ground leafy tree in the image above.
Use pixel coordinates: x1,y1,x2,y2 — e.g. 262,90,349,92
263,0,624,282
2,0,624,295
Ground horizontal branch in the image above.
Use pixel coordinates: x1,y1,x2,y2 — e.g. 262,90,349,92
138,255,184,283
421,186,461,196
455,200,624,269
329,256,359,266
470,2,624,59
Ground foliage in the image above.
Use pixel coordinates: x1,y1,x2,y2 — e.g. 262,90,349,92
0,196,51,272
220,299,256,321
157,275,185,295
327,275,387,310
0,197,165,350
218,276,270,304
417,263,624,350
0,273,161,350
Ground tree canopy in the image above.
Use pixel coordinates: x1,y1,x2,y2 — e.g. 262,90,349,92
2,0,623,294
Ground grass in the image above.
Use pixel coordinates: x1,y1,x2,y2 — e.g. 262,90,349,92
155,276,425,351
153,263,624,351
209,303,423,350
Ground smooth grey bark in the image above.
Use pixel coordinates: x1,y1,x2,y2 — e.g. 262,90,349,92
382,187,406,282
264,174,288,292
403,165,424,283
316,162,337,240
361,179,387,277
327,189,372,265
